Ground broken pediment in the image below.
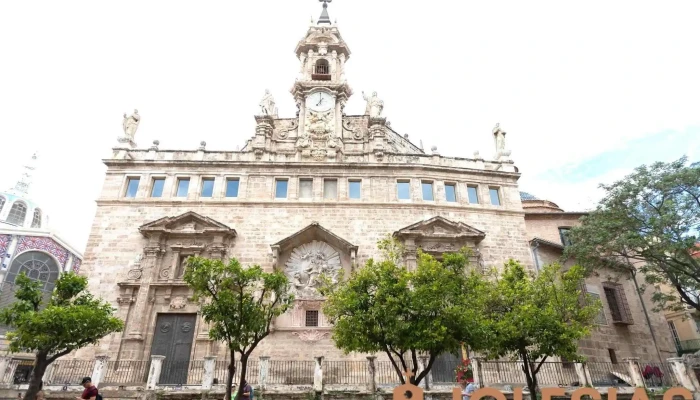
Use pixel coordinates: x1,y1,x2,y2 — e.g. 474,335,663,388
393,216,485,243
270,222,358,269
139,211,237,239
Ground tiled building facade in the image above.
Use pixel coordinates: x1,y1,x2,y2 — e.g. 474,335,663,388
72,4,675,378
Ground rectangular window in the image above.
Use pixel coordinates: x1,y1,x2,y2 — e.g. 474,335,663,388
445,183,457,202
176,178,190,197
348,180,361,199
603,283,633,324
305,310,319,327
200,178,215,197
150,178,165,198
608,348,618,364
489,187,501,206
225,178,239,198
397,181,411,200
421,181,434,201
323,179,338,200
299,179,313,199
467,185,479,204
275,179,288,199
125,177,140,198
585,284,608,325
668,321,681,349
559,227,572,246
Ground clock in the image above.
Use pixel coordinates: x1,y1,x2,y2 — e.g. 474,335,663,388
306,92,334,112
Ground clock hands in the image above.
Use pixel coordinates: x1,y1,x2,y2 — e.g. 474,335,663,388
316,93,323,107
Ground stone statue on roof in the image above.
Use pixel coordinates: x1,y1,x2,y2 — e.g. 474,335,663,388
362,91,384,118
259,90,278,116
122,109,140,140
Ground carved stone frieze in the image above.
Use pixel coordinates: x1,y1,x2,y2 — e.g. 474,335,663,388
292,330,329,342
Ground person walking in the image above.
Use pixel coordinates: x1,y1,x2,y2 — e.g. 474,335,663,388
77,377,98,400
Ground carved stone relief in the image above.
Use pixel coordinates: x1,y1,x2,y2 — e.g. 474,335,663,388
170,296,187,309
293,330,329,342
285,241,341,299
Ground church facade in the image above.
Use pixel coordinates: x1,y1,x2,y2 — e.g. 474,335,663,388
75,2,675,378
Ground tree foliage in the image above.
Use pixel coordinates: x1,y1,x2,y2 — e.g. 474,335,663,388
184,256,292,400
0,272,123,400
478,261,600,395
322,236,488,385
564,157,700,312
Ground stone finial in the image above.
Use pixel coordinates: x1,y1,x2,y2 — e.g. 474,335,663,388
199,141,207,150
431,145,439,155
150,140,159,151
404,134,409,139
473,150,481,159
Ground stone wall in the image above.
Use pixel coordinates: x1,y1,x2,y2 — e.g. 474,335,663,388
524,213,677,362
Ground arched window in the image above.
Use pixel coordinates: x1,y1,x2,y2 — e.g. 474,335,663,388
31,208,42,228
0,196,5,214
313,59,331,80
6,202,27,226
0,251,61,332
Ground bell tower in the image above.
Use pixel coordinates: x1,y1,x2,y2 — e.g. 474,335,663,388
291,0,352,160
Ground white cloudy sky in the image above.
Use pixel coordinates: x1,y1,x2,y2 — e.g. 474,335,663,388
1,0,699,253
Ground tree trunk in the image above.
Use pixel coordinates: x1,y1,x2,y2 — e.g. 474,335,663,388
23,352,49,400
520,352,539,399
236,354,249,400
225,351,236,400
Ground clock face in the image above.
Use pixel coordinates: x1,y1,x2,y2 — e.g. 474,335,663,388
306,92,334,112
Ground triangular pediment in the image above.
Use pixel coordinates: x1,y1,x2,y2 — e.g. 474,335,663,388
394,216,485,242
139,211,237,238
271,222,358,255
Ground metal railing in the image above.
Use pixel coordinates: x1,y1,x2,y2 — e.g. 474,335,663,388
102,360,149,386
48,359,94,385
586,362,631,387
640,362,676,388
677,339,700,355
266,361,314,385
323,361,368,385
375,360,415,385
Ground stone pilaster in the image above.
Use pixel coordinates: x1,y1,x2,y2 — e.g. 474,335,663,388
202,356,216,390
313,356,324,392
624,357,644,387
147,355,165,390
91,355,109,388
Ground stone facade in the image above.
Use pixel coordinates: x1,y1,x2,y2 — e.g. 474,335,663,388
522,194,677,362
74,7,674,370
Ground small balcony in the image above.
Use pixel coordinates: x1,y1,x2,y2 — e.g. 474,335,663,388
677,339,700,355
311,73,331,81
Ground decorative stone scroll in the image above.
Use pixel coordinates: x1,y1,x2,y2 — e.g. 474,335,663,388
285,241,341,299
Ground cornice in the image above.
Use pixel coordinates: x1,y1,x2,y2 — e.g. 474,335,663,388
94,199,527,216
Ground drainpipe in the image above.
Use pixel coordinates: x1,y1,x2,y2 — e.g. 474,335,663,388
531,241,541,273
626,257,664,363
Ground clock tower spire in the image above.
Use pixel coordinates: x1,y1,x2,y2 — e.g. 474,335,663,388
291,0,352,160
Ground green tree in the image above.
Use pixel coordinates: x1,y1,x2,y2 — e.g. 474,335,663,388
479,261,600,396
184,256,292,400
564,157,700,313
322,237,487,385
0,272,124,400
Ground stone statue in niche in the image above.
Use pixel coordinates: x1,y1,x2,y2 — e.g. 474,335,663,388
362,91,384,118
285,241,341,299
122,109,140,140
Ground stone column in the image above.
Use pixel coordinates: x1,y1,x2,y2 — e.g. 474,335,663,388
259,356,270,391
0,356,11,385
472,358,485,388
367,356,377,393
202,356,216,390
418,356,430,390
91,355,109,388
667,358,700,393
574,363,590,387
147,355,165,390
313,356,324,393
624,357,645,387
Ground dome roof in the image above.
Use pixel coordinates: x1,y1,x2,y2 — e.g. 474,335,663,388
519,191,540,201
